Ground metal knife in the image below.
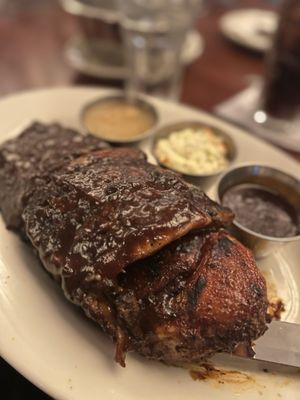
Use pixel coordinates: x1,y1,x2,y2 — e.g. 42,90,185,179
245,321,300,368
211,321,300,371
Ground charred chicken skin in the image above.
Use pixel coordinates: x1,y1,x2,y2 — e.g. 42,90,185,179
0,123,268,367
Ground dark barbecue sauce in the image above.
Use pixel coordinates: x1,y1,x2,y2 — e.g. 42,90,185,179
222,184,300,238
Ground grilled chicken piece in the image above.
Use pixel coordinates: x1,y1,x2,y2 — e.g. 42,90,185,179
0,122,108,231
116,230,267,365
20,147,267,366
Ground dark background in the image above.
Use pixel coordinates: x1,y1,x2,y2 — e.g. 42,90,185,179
0,0,297,399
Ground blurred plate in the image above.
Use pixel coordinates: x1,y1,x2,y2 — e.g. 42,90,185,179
65,30,204,79
0,87,300,400
219,9,278,53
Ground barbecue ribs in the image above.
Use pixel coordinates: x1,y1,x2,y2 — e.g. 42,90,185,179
0,122,108,231
0,123,268,367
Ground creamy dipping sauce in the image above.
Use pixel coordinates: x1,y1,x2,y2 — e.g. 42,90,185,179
155,127,229,175
222,183,300,238
83,99,156,140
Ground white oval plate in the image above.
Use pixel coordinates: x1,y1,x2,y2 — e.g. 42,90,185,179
219,9,278,53
0,87,299,400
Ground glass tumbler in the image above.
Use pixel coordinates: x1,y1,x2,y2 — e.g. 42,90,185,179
117,0,204,100
255,0,300,127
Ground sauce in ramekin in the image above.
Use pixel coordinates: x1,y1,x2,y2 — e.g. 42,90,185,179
83,98,156,141
222,183,300,238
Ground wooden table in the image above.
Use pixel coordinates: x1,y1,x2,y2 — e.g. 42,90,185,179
0,0,298,398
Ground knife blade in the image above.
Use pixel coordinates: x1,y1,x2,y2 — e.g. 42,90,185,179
247,321,300,368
